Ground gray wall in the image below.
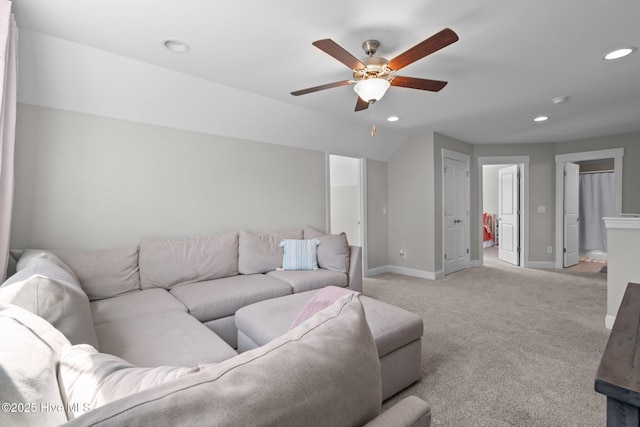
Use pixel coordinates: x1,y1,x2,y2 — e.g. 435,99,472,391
387,133,435,272
11,104,327,250
366,159,388,270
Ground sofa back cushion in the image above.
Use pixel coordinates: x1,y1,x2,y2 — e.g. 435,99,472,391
303,225,351,274
238,229,303,274
139,232,239,289
0,254,99,348
53,246,141,301
66,293,382,427
0,303,70,427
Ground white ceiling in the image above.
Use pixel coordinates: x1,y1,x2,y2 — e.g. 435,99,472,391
12,0,640,160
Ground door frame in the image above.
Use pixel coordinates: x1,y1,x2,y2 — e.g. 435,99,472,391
554,148,624,268
326,152,367,273
477,156,530,267
442,149,470,276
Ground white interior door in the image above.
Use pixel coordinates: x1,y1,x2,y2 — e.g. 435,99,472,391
444,157,470,275
563,162,580,267
498,165,520,265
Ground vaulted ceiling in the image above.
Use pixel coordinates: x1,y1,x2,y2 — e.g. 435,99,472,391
12,0,640,160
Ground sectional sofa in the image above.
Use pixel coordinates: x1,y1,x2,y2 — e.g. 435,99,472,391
0,226,431,426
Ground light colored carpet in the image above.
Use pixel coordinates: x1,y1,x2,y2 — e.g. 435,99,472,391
367,248,609,427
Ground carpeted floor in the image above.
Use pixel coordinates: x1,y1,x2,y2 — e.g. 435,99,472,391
366,248,609,427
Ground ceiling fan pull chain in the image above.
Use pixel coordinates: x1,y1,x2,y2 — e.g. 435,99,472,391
370,101,377,137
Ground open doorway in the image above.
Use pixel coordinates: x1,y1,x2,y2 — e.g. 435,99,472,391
327,154,364,247
563,159,615,273
478,156,530,268
554,148,623,269
481,165,506,261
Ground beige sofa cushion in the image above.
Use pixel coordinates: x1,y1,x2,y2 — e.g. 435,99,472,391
169,274,292,322
139,232,239,289
266,268,348,293
91,288,187,325
94,310,237,367
0,303,70,427
237,229,303,274
303,225,350,273
66,293,382,427
0,255,99,348
54,246,141,301
59,344,199,419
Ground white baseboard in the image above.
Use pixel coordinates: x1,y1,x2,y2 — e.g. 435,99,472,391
526,261,556,269
365,265,390,277
366,264,440,280
470,260,481,267
605,314,615,330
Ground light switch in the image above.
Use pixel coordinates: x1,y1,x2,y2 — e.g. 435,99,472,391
537,205,546,214
382,206,388,215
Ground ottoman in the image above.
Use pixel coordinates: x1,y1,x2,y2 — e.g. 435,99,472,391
235,290,423,400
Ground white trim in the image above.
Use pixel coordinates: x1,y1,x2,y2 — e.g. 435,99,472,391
526,261,556,269
442,149,471,276
365,264,441,280
325,152,331,233
442,148,470,163
365,265,390,277
389,265,441,280
477,156,530,268
605,315,616,329
604,217,640,229
554,148,624,268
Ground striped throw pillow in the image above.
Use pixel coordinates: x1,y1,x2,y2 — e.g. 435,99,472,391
280,239,319,271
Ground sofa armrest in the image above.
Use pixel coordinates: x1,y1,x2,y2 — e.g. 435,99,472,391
348,245,363,292
364,396,431,427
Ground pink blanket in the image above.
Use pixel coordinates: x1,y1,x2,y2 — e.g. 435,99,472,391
289,286,360,330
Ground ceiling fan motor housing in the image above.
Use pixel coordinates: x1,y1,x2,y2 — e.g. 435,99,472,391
354,56,391,81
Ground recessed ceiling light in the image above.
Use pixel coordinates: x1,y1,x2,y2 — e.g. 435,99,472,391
534,116,549,122
603,47,636,60
162,39,190,54
387,116,400,122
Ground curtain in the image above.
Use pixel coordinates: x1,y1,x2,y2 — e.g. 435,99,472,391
579,172,615,251
0,0,17,282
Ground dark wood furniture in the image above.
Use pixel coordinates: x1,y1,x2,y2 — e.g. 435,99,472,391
595,282,640,426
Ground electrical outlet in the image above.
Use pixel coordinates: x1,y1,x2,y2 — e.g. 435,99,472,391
547,246,553,254
400,249,407,259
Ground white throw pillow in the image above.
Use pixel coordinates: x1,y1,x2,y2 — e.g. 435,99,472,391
280,239,319,271
59,344,200,419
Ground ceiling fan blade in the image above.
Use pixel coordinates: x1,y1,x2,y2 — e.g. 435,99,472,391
355,97,369,111
387,28,458,71
391,76,448,92
291,80,351,96
312,39,366,70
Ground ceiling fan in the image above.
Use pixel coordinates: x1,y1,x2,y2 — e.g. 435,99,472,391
291,28,459,111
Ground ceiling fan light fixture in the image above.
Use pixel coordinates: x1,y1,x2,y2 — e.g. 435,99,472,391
354,78,391,103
